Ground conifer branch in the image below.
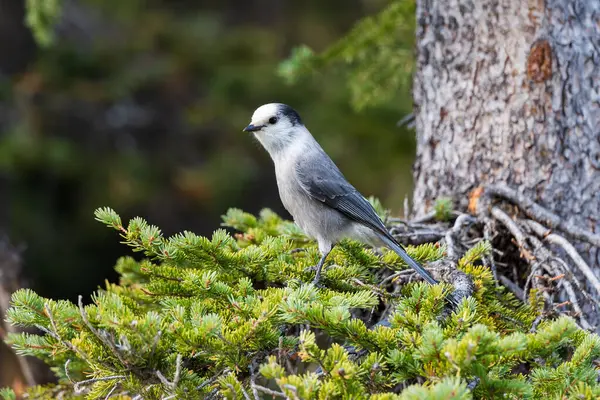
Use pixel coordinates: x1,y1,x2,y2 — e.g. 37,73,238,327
156,354,182,392
41,303,92,365
73,375,126,394
498,275,524,300
78,295,129,367
4,202,600,398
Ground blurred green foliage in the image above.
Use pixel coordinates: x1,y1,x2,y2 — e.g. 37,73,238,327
2,0,417,301
279,0,415,110
25,0,61,47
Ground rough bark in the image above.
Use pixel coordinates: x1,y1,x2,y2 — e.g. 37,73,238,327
412,0,600,281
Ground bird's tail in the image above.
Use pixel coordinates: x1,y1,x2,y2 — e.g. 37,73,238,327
378,233,438,285
379,233,462,306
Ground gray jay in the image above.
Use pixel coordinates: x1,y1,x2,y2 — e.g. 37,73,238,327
244,103,449,296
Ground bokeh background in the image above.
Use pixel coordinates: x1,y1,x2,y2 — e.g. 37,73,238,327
0,0,415,302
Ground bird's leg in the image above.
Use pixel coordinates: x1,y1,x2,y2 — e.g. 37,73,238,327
312,253,329,286
311,244,333,286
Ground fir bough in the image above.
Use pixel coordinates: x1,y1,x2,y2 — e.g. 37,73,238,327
2,207,599,399
278,0,416,111
25,0,62,47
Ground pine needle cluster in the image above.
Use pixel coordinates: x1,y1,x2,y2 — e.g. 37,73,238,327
2,206,599,399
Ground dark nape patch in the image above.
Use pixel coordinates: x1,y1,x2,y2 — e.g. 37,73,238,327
277,104,303,126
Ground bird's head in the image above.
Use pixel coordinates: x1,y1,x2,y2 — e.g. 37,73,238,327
244,103,306,155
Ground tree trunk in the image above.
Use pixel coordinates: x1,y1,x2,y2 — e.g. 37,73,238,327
0,0,36,75
412,1,599,279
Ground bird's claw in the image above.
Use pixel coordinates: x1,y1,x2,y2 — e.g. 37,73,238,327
305,265,325,288
311,277,325,288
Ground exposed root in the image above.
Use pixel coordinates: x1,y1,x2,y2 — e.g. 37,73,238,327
383,184,599,331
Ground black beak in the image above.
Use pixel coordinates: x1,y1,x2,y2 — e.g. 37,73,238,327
243,124,264,132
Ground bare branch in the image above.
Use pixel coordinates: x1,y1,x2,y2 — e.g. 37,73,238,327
486,184,600,247
196,368,228,392
249,359,260,400
490,207,529,250
225,384,238,400
173,354,182,389
526,233,594,331
352,278,399,298
498,275,524,300
490,206,595,330
105,383,119,399
278,336,284,367
282,384,301,400
483,223,498,281
445,230,458,261
156,354,183,396
239,383,252,400
155,370,171,387
73,375,126,394
42,304,92,365
523,262,544,302
391,229,444,246
149,330,162,360
445,213,477,261
253,384,287,399
527,220,600,295
64,359,74,384
410,210,437,224
547,255,600,311
380,270,414,286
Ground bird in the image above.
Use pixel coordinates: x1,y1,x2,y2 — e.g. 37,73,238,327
244,103,457,302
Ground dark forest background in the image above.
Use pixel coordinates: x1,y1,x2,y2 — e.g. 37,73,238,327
0,0,415,302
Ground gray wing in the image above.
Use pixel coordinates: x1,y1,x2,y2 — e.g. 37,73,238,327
295,148,446,291
295,149,389,236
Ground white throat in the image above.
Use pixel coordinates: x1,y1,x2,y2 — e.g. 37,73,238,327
255,126,315,162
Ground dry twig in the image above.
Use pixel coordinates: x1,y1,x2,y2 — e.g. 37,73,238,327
527,220,600,295
485,185,600,247
386,185,598,329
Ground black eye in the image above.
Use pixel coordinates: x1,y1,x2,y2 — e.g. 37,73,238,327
268,117,278,124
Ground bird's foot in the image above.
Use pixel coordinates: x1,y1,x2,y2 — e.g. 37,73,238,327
305,265,325,288
304,265,318,272
311,276,325,288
